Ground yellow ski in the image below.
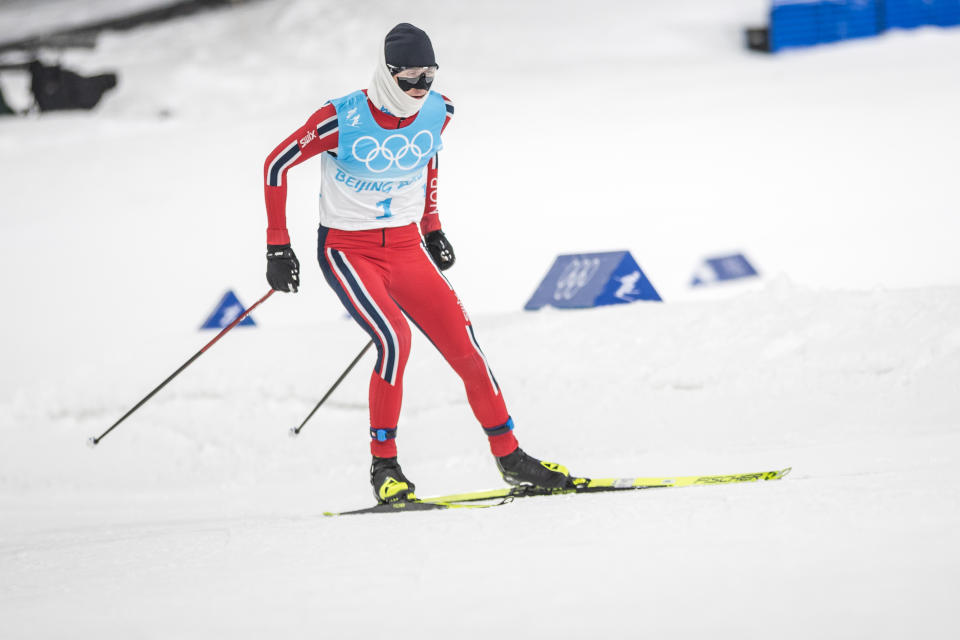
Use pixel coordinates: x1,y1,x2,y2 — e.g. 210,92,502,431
323,498,510,517
420,467,792,504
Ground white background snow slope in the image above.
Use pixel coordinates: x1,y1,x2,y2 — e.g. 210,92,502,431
0,0,174,44
1,0,959,638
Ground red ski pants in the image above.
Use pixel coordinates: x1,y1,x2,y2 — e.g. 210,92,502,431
317,223,518,458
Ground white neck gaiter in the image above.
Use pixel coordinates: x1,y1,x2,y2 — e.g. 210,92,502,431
367,45,425,118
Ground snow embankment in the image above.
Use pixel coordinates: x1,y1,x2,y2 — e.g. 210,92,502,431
2,279,957,510
1,280,958,638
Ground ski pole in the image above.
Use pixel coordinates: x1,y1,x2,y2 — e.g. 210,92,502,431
88,289,275,447
290,339,373,438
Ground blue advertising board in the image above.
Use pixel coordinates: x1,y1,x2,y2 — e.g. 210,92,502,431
200,290,257,330
525,251,661,311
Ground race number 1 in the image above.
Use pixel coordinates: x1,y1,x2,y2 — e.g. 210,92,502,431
376,198,393,219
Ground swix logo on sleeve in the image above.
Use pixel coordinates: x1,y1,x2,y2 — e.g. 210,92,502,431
299,129,316,147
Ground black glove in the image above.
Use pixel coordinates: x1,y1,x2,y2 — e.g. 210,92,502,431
266,244,300,292
424,230,455,271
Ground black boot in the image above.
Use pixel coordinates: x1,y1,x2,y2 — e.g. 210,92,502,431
496,448,572,489
370,456,417,504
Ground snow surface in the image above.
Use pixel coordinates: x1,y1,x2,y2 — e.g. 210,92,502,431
0,0,177,44
1,0,959,637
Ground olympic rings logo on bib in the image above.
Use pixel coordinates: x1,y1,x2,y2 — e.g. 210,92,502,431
351,131,435,173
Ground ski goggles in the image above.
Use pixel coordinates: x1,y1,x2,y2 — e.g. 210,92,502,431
388,65,438,91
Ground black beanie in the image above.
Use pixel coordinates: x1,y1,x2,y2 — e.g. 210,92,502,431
384,23,436,68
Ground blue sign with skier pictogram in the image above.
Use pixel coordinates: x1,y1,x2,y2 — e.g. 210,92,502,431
690,253,759,287
524,251,662,311
200,290,257,330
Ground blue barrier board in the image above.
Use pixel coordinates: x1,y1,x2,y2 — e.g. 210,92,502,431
525,251,661,311
201,290,256,330
691,253,760,287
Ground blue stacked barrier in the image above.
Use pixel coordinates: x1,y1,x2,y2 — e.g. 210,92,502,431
771,1,821,50
770,0,880,51
939,1,960,26
942,1,960,26
882,0,960,29
764,0,959,52
883,0,934,29
820,0,881,42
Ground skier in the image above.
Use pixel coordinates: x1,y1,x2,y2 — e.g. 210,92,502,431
262,23,578,503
